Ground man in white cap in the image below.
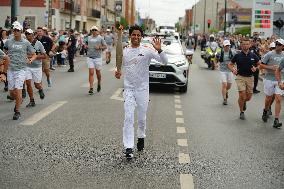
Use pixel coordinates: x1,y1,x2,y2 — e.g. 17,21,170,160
219,40,235,105
86,26,107,94
3,24,36,120
24,29,46,107
260,38,284,128
104,28,115,64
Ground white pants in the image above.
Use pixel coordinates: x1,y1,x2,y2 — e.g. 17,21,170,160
26,67,42,83
264,79,284,96
8,69,26,90
123,89,149,149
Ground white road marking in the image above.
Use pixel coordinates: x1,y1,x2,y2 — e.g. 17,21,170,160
20,101,67,126
180,174,194,189
177,127,186,134
174,95,181,99
80,81,97,88
176,111,183,116
176,118,184,124
177,139,188,147
179,153,191,164
175,99,181,104
175,104,182,109
110,88,124,101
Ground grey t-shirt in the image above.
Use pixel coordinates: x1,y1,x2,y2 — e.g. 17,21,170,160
278,58,284,79
4,38,35,71
87,35,107,59
104,33,114,45
28,40,46,68
262,51,284,81
186,37,195,50
219,51,235,72
0,49,5,59
122,34,129,43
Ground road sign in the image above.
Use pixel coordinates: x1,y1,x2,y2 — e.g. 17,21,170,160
251,0,274,37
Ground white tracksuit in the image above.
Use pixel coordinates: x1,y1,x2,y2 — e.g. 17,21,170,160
122,45,168,149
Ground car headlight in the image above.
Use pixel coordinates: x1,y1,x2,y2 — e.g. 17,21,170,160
176,61,186,67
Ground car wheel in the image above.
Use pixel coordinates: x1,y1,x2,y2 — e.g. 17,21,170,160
180,84,188,93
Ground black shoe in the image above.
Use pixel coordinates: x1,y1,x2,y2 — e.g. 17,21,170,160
268,107,272,116
4,86,8,92
137,138,144,151
243,102,247,111
97,84,101,92
26,100,36,108
253,89,260,94
226,92,228,99
273,119,282,129
88,88,94,95
7,95,15,101
13,111,21,120
240,112,245,120
22,89,26,98
223,99,228,105
38,89,45,99
262,109,268,122
125,148,133,160
67,69,74,72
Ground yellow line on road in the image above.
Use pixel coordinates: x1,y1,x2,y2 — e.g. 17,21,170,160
176,111,183,116
20,101,67,126
174,95,181,99
176,118,184,124
175,99,181,104
175,104,182,109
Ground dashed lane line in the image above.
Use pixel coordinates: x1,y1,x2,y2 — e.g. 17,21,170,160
174,95,181,99
175,99,181,104
180,174,194,189
175,104,182,109
176,118,184,124
20,101,67,126
177,139,188,147
179,153,191,164
176,111,183,116
177,127,186,134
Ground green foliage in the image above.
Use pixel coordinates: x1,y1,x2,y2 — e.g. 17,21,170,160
209,28,218,33
116,17,129,29
234,26,251,36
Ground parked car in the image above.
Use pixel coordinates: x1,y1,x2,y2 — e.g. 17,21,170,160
144,35,190,92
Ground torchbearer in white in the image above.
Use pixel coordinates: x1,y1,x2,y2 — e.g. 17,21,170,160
115,25,168,160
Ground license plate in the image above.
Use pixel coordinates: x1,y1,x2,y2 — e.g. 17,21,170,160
150,73,166,78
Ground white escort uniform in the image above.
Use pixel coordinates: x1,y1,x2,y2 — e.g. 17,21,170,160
122,45,168,149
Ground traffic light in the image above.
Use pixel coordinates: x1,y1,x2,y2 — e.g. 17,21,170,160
208,23,210,28
274,18,284,29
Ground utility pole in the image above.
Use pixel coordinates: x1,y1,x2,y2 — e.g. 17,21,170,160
11,0,18,26
224,0,227,34
69,0,74,29
48,0,52,29
203,0,206,34
193,0,196,35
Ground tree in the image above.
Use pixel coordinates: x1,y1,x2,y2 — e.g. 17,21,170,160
234,26,251,36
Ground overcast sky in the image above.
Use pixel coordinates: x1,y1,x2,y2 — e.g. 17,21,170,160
135,0,284,26
135,0,196,26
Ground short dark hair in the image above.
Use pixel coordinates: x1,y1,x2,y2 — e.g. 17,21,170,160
129,25,143,36
37,27,43,30
241,38,250,43
69,29,74,33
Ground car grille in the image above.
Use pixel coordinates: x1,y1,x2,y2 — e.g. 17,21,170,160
150,74,179,83
149,65,175,72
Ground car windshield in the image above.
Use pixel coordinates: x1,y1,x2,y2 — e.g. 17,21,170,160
162,41,183,55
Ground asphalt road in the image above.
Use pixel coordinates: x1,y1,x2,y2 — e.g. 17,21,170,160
0,49,283,189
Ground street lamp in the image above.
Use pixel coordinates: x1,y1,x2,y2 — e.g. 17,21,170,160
69,0,74,29
203,0,206,34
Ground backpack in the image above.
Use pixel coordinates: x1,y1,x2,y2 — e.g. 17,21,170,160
219,49,233,63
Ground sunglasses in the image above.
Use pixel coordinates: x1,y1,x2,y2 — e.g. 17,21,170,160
13,29,21,32
275,43,283,46
91,29,98,32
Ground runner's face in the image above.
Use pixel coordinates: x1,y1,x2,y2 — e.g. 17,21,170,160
13,29,21,38
37,29,43,37
130,30,142,47
241,41,250,51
